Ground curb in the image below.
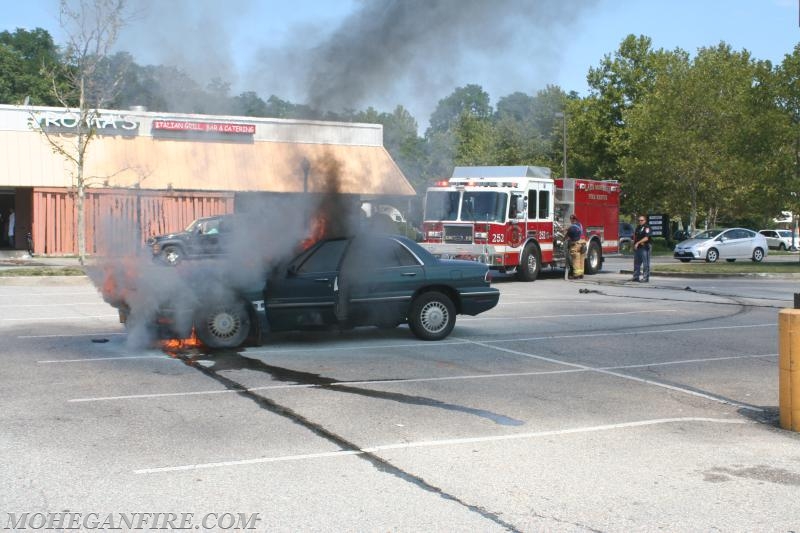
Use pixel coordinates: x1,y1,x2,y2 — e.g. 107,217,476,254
619,269,800,279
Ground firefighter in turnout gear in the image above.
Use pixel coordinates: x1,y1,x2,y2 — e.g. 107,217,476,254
566,214,586,279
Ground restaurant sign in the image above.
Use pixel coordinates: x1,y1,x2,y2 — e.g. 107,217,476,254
152,120,256,135
32,111,140,131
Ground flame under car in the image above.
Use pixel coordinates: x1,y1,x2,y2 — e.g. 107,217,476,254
125,234,500,349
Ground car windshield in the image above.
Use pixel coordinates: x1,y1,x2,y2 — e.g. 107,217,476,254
779,230,794,237
694,230,723,239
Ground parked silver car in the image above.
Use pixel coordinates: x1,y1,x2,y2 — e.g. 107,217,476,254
759,229,798,251
673,228,768,263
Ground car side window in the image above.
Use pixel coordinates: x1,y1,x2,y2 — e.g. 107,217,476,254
346,238,421,269
297,240,348,274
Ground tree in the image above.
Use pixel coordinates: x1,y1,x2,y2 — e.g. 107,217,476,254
622,43,783,230
33,0,130,263
426,84,492,138
0,28,64,106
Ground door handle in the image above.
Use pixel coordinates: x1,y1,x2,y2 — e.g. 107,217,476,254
401,272,417,277
314,278,330,283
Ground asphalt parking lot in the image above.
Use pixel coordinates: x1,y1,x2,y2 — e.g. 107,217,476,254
1,266,799,532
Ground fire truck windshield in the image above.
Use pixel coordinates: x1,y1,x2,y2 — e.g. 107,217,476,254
425,191,460,220
425,190,509,222
461,191,508,222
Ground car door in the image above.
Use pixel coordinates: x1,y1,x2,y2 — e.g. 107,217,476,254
761,230,777,249
340,235,425,326
714,229,741,258
266,239,349,330
729,229,754,257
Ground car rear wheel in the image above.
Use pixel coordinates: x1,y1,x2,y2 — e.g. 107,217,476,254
194,298,251,349
752,247,765,262
161,245,183,266
408,291,455,341
705,248,719,263
584,240,602,274
726,258,736,263
516,243,541,282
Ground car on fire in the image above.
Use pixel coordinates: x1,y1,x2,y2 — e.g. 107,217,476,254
137,233,500,349
146,214,233,266
673,228,767,263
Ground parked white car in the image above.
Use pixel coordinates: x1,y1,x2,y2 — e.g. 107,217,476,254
673,228,768,263
759,229,798,251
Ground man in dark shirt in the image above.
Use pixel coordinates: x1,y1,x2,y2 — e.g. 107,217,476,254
632,215,651,282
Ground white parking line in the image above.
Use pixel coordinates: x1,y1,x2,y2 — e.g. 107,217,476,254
66,352,775,403
21,332,125,339
0,315,118,322
461,309,676,321
461,339,767,412
133,417,747,474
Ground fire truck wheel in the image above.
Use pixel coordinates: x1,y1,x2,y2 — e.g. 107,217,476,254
161,245,183,266
194,298,251,349
408,291,456,341
516,243,541,282
584,240,602,275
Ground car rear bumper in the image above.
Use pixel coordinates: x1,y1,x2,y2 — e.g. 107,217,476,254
459,288,500,315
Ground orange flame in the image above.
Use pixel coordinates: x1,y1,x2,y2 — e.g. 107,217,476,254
160,328,202,355
300,213,329,250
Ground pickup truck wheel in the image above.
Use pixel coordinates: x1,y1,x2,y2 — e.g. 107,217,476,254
194,299,250,349
408,292,455,341
161,245,183,266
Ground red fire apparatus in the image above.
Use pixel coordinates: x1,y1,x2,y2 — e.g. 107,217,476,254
420,166,620,281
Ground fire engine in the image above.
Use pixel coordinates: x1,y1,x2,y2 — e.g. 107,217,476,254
420,165,620,281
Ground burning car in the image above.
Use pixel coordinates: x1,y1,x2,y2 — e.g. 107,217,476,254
113,233,500,349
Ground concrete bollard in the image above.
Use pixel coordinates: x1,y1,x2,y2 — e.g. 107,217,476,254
779,308,800,430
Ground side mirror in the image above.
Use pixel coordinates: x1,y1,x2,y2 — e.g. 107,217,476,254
515,197,525,217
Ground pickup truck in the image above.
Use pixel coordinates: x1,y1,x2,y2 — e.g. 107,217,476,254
147,215,232,265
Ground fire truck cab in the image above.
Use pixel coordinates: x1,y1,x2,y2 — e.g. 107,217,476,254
420,165,620,281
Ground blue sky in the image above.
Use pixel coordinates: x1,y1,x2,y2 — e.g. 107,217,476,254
1,0,798,126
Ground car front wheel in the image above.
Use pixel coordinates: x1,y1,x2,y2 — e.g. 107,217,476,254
752,247,765,262
705,248,719,263
194,298,251,349
779,243,787,251
679,259,691,263
408,291,456,341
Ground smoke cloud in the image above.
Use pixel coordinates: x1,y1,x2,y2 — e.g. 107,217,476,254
120,0,601,122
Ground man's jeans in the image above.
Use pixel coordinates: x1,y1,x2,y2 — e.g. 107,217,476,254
633,246,650,281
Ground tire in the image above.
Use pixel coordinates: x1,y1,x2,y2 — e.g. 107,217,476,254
516,243,541,282
679,259,691,263
408,291,456,341
752,247,765,262
161,245,183,266
726,258,736,263
194,298,251,349
705,248,719,263
779,243,787,251
584,240,602,275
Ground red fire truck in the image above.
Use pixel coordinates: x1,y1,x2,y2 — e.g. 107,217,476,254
420,166,620,281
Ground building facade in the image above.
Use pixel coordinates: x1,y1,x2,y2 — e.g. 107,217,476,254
0,104,414,255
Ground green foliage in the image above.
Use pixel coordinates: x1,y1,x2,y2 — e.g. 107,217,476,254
0,28,64,106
